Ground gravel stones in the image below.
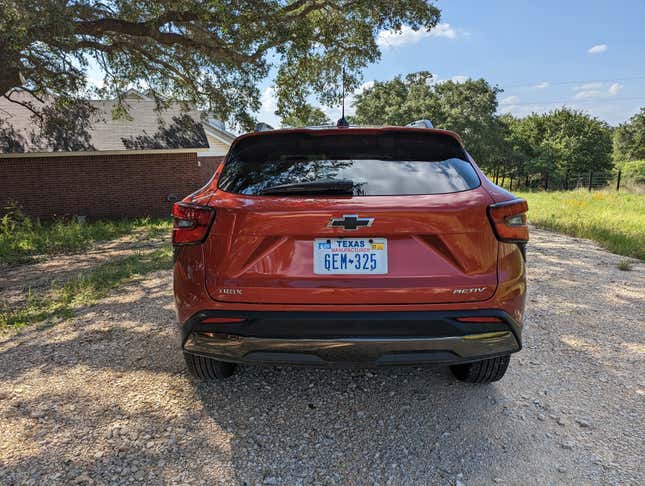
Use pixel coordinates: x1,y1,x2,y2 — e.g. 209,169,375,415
0,228,643,484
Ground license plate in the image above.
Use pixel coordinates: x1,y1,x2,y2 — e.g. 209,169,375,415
313,238,388,274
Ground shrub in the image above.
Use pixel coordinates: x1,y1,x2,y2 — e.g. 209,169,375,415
621,159,645,185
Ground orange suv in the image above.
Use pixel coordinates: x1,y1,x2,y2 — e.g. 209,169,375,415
172,122,528,383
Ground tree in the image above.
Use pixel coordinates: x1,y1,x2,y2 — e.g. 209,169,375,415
507,113,560,183
352,71,437,126
497,114,531,184
279,103,330,127
539,108,613,175
613,107,645,165
0,0,440,129
352,73,504,165
498,108,613,188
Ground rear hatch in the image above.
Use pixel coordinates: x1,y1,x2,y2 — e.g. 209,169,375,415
204,129,498,305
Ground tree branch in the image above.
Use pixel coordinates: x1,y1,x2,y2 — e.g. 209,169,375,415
72,16,254,64
2,92,44,120
74,39,201,93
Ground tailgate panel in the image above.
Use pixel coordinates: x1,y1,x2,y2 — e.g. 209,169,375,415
204,190,498,305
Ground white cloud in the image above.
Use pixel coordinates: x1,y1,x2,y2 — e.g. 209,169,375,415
431,23,459,39
451,75,468,83
571,81,623,99
574,90,603,99
534,82,550,89
259,86,276,115
86,75,105,89
355,80,375,95
85,59,106,89
500,95,520,105
588,44,608,54
256,86,281,127
574,82,603,90
377,23,459,48
499,103,550,117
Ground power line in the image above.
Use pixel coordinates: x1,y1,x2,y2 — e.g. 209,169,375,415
500,96,645,107
501,75,645,89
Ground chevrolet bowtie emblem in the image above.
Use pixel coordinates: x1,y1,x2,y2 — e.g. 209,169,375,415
328,214,374,231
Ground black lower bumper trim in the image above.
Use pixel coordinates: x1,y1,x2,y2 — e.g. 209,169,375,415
183,332,519,367
179,309,522,367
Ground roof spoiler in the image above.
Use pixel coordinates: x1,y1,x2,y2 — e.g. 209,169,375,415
406,119,434,129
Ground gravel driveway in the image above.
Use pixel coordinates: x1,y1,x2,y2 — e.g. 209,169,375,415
1,228,643,485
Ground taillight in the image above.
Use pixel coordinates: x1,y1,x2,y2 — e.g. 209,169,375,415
456,316,504,323
201,317,246,324
172,202,215,245
487,198,529,242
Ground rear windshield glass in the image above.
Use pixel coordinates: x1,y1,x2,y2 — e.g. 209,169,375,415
218,132,480,196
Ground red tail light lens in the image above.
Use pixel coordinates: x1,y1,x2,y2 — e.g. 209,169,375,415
201,317,246,324
456,316,504,323
487,198,529,242
172,202,215,245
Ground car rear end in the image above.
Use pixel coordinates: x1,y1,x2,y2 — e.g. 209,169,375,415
173,126,527,382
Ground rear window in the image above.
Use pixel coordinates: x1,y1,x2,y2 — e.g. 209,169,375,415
218,131,480,196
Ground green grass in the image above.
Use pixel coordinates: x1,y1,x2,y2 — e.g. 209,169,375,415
516,190,645,260
0,247,172,330
617,260,633,271
0,208,172,266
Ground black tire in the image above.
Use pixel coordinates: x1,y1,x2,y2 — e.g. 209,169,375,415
183,352,237,380
450,355,511,383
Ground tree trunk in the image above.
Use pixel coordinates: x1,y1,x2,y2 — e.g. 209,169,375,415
0,66,22,96
0,53,22,96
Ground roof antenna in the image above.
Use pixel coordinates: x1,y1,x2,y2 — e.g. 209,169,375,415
336,67,349,128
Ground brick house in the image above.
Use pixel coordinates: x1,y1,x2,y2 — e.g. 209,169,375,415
0,91,234,219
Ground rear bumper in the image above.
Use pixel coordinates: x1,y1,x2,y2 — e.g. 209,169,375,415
180,310,522,367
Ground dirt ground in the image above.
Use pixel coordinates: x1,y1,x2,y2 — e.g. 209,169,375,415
0,228,643,485
0,230,168,307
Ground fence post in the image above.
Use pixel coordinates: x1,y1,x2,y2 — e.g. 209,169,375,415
544,173,549,191
616,170,621,192
588,170,593,192
509,177,513,191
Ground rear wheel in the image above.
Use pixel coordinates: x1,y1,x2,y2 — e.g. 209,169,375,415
183,352,237,380
450,355,510,383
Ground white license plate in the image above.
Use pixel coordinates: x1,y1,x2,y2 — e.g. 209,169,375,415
313,238,388,275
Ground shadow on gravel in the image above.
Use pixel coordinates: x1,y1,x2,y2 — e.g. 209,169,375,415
0,278,181,382
1,274,528,484
3,229,642,483
193,365,522,483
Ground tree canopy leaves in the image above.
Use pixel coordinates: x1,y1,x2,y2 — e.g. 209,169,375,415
0,0,440,129
279,103,330,127
613,108,645,164
502,109,613,180
352,72,503,163
352,72,619,187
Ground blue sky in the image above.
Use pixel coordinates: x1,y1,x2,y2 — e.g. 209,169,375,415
258,0,645,127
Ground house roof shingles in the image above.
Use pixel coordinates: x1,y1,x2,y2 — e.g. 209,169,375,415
0,91,217,155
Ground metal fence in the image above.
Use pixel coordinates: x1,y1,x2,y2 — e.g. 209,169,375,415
492,170,624,192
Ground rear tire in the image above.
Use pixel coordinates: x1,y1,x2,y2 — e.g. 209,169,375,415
183,352,237,380
450,355,510,383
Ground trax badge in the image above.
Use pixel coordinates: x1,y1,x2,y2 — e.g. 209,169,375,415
219,288,243,295
328,214,374,231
